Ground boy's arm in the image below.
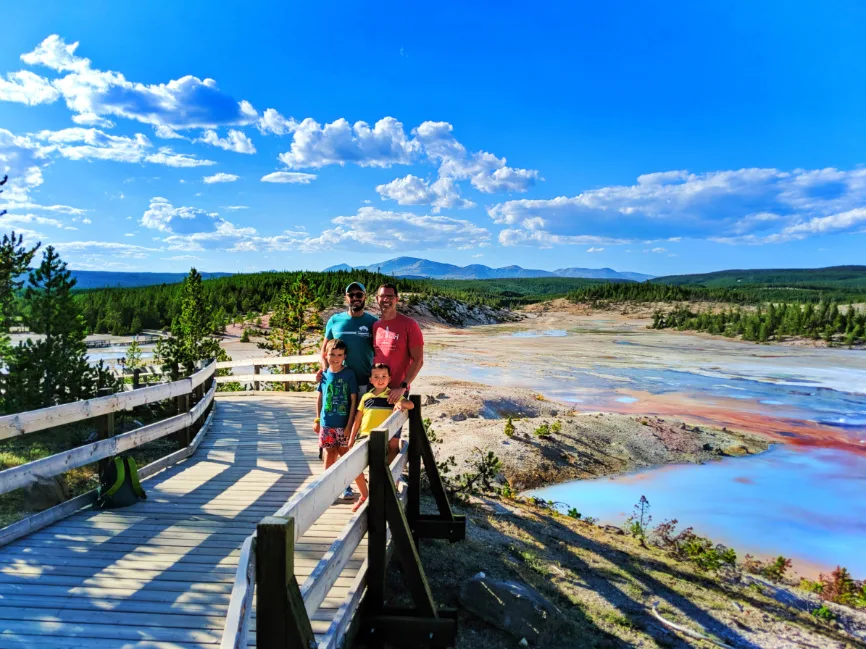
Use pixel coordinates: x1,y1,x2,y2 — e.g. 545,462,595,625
348,411,362,447
345,394,358,434
395,396,414,411
314,392,322,432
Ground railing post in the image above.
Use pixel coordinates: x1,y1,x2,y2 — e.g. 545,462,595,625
367,428,388,622
283,363,290,392
253,364,260,392
132,368,140,390
407,395,422,534
175,392,191,447
97,386,115,476
256,515,315,649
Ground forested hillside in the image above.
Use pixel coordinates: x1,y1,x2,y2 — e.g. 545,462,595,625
653,266,866,290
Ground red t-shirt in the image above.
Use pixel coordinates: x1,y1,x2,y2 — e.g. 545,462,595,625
372,314,424,389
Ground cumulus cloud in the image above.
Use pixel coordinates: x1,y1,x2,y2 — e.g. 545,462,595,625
0,128,51,206
372,121,540,210
13,35,259,130
139,196,218,233
203,172,239,184
197,129,256,154
278,117,417,169
0,70,60,105
32,127,215,167
156,206,490,254
260,171,317,184
257,109,298,136
489,167,866,246
375,174,474,212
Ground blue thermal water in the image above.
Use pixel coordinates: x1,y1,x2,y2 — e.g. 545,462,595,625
527,446,866,575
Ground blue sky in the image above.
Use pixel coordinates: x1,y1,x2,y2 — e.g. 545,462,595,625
1,1,865,276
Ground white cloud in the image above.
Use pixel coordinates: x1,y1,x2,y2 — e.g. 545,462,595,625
124,232,135,237
32,127,215,167
140,196,218,233
261,171,317,184
0,213,72,230
153,124,188,140
0,70,60,105
0,128,50,205
292,207,490,252
257,109,298,136
197,129,256,154
53,240,159,259
376,174,474,212
15,35,259,130
71,112,114,128
586,247,604,253
163,255,202,261
203,172,239,184
498,228,626,248
651,247,666,253
489,167,866,246
222,205,248,210
155,206,489,254
278,117,418,169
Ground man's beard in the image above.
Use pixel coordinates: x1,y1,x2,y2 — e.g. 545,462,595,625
349,301,364,313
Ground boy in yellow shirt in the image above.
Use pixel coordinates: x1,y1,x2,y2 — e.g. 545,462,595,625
347,363,413,512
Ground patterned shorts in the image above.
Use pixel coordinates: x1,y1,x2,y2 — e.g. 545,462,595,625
319,426,348,448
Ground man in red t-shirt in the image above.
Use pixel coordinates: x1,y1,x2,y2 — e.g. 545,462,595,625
372,283,424,461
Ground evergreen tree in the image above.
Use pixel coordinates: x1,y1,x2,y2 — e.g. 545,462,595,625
126,338,143,370
261,274,321,356
5,246,120,412
155,268,225,376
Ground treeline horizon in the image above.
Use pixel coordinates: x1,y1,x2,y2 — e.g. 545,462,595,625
650,301,866,345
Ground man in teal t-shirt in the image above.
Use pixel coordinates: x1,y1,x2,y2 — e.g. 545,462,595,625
319,281,378,390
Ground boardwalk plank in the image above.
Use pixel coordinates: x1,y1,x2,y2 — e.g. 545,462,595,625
0,395,360,648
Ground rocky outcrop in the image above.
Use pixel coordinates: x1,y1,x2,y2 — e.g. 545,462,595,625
459,572,562,644
404,296,520,327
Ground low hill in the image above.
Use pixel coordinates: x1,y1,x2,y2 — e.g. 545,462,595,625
70,270,233,290
325,256,653,281
653,266,866,290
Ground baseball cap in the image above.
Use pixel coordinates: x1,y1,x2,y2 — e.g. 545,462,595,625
345,282,366,294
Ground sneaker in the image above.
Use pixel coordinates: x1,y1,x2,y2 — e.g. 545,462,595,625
342,486,354,500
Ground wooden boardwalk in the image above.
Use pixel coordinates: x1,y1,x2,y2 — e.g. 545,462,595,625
0,394,363,649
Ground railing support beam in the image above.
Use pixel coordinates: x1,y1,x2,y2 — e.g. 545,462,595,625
256,515,315,649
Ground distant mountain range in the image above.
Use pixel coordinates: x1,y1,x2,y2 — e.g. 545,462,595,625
69,271,233,290
324,257,654,281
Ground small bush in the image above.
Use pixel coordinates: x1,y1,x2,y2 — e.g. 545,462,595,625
816,566,865,607
240,328,250,343
504,417,515,437
651,518,736,571
567,507,582,519
743,555,792,583
551,420,562,433
811,605,835,622
534,422,551,438
500,483,515,499
625,495,652,544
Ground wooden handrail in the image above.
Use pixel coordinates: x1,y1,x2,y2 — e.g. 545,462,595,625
214,354,318,370
0,382,216,496
0,361,215,439
215,373,318,384
220,408,409,649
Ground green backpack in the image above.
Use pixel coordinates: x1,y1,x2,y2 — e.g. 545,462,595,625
97,456,147,509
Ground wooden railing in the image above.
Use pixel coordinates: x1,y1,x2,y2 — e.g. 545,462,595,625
220,395,466,649
215,354,319,390
0,361,217,546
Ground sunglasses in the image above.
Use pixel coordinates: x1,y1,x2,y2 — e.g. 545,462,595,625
347,292,365,299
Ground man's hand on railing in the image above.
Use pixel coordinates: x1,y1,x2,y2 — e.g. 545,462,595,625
314,368,324,383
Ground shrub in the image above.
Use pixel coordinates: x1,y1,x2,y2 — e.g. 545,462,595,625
811,605,835,622
817,566,861,606
240,328,250,343
551,420,562,433
567,507,582,519
625,495,652,545
504,417,515,437
534,422,551,438
743,555,792,583
651,518,736,571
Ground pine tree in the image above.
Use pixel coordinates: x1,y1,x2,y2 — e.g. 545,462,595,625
155,268,225,377
5,246,119,412
263,274,321,356
126,339,143,370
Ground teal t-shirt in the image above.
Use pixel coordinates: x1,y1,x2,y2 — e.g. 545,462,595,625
317,367,358,428
324,311,378,385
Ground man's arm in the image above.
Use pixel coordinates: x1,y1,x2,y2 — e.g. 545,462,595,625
388,345,424,404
